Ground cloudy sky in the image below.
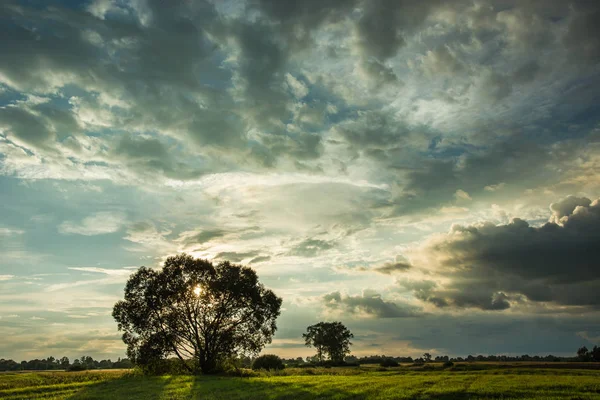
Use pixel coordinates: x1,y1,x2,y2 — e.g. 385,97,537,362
1,0,600,361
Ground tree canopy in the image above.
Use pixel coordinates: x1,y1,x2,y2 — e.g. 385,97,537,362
302,321,353,363
112,254,282,374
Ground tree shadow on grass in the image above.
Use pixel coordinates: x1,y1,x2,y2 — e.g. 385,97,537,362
66,375,176,400
190,375,369,400
413,390,596,400
65,374,366,400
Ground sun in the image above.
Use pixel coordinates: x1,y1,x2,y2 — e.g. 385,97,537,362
193,286,202,296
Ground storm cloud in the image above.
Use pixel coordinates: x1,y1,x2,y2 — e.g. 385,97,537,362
410,197,600,311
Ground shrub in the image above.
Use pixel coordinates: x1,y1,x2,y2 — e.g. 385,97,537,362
443,361,454,368
342,361,360,367
380,358,399,367
252,354,285,371
67,364,87,372
137,358,196,375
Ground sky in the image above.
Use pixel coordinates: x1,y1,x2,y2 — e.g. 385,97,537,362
1,0,600,362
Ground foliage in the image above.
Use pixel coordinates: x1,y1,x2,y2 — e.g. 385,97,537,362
302,321,353,363
379,358,399,367
577,345,600,362
112,254,282,374
0,356,132,372
66,364,87,372
443,360,454,368
252,354,285,371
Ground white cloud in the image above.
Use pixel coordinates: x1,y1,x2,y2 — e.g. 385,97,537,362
0,275,14,281
454,189,472,201
285,73,309,99
0,228,24,236
68,267,134,276
58,212,126,236
485,183,506,192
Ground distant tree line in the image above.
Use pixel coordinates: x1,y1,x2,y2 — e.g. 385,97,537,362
3,346,599,372
0,356,133,372
577,346,600,362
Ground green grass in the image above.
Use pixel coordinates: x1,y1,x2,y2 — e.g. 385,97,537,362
1,366,600,399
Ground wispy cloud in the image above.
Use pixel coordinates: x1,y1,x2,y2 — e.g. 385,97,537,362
59,212,126,236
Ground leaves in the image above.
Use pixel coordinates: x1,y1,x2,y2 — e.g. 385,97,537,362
113,253,282,374
303,321,353,363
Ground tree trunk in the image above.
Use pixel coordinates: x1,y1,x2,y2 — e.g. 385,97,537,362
199,353,217,374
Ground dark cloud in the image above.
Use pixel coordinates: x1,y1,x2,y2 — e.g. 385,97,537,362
549,195,591,224
0,0,327,175
181,229,227,246
114,135,169,160
336,258,412,275
256,132,323,165
480,71,512,103
112,134,209,180
213,251,261,263
563,4,600,64
232,22,289,128
411,197,600,310
336,110,411,150
511,61,541,85
0,106,56,148
373,261,412,275
0,101,80,150
358,0,454,59
288,238,336,257
388,137,561,216
323,290,422,318
249,255,271,264
253,0,356,48
359,59,399,86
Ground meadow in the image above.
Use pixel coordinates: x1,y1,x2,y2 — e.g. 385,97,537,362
2,364,600,400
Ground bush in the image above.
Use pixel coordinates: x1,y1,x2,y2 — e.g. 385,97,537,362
252,354,285,371
443,361,454,368
137,358,196,375
342,361,360,367
67,364,87,372
380,358,399,367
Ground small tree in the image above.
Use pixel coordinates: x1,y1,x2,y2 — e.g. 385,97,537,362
577,346,590,361
113,254,282,374
592,346,600,362
423,353,432,363
303,321,353,364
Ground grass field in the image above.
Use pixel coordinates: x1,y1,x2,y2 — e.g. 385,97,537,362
1,365,600,399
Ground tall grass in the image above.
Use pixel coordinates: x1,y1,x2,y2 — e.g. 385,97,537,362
1,365,599,399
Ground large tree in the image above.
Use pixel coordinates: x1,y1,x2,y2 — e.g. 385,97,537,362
113,254,282,374
302,321,353,363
